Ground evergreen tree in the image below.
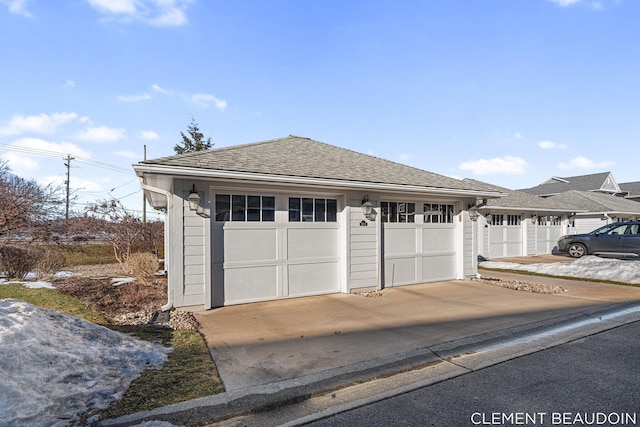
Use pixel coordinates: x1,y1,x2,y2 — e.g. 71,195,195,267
173,118,213,154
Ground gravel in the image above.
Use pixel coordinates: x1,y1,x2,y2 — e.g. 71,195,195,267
473,276,569,294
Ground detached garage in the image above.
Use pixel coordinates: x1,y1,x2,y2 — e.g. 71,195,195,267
134,136,502,310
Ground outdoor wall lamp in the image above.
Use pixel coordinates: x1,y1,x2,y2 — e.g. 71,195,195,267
188,184,201,212
469,209,479,222
531,214,538,224
361,195,377,221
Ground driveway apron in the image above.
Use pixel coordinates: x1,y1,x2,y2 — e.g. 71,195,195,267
195,276,640,392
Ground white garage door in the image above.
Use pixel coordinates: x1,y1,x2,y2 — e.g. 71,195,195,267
383,223,456,286
212,194,340,306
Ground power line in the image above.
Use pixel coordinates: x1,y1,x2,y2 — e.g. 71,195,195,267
0,143,134,174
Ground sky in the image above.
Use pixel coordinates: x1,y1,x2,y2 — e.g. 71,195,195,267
1,0,639,217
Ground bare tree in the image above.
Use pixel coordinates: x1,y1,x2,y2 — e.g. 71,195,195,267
0,161,62,240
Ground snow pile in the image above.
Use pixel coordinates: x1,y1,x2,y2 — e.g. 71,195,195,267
480,256,640,284
0,299,171,426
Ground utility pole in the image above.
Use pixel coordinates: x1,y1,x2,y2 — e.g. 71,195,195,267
64,155,74,221
142,145,147,223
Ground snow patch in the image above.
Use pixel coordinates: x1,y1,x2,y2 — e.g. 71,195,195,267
480,256,640,284
0,299,171,426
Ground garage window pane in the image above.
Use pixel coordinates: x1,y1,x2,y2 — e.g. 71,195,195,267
232,195,246,221
315,199,326,222
215,195,230,221
302,198,314,222
247,196,261,221
327,199,337,222
289,198,301,221
262,196,275,222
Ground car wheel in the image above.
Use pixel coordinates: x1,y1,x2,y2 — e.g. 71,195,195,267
567,243,587,258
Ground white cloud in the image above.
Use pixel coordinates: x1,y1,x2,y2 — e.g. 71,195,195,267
86,0,137,14
538,140,568,149
11,137,92,158
139,130,159,140
192,93,227,110
0,112,79,136
151,84,169,94
65,80,76,88
548,0,581,6
398,153,411,162
86,0,192,27
557,156,614,170
0,152,39,175
459,156,527,175
1,0,33,17
75,126,126,142
117,93,152,102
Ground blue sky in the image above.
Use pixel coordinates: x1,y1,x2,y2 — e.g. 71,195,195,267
1,0,637,216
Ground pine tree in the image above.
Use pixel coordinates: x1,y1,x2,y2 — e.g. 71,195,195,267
173,118,213,154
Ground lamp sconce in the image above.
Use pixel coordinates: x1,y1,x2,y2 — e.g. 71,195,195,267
187,184,202,213
484,213,492,223
469,209,479,222
531,214,538,224
361,195,377,221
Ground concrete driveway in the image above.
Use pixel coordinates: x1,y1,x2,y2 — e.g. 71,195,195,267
195,269,640,392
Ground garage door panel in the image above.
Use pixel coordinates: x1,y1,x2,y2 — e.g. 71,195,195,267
422,255,456,282
288,262,340,295
384,228,416,254
224,229,277,263
384,257,416,286
288,228,339,259
422,228,455,252
224,265,278,303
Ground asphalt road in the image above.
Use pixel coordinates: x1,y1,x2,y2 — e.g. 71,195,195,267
305,321,640,427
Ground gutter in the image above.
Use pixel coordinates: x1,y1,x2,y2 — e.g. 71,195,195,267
137,176,174,312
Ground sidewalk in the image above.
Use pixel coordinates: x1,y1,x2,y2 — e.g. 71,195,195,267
101,263,640,426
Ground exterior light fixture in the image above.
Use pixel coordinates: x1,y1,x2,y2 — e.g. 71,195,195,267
188,184,201,212
469,209,479,222
531,214,538,224
361,195,377,221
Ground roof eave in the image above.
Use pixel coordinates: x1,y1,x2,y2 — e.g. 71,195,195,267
133,163,504,199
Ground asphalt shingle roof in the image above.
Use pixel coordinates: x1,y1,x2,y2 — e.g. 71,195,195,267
140,135,496,193
463,179,574,211
547,190,640,214
519,172,614,196
620,181,640,197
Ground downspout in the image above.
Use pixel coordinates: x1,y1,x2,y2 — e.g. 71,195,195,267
138,177,174,312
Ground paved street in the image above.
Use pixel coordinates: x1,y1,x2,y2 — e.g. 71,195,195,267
305,321,640,427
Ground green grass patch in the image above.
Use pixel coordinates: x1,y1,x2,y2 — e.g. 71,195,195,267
98,328,224,420
53,243,118,266
0,285,224,421
0,284,106,324
478,266,640,288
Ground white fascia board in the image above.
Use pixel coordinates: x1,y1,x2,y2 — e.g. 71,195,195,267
479,206,585,214
133,164,504,199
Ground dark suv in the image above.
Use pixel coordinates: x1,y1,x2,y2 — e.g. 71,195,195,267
557,221,640,258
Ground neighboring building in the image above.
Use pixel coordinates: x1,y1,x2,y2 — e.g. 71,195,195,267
134,136,502,310
519,172,623,197
619,181,640,203
546,190,640,234
464,180,582,258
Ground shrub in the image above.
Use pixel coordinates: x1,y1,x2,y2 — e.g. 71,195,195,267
125,252,160,284
0,245,43,279
36,249,67,277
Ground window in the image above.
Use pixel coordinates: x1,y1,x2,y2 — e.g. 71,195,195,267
424,203,454,223
215,194,275,222
507,215,521,226
381,201,415,223
490,214,504,226
289,197,337,222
